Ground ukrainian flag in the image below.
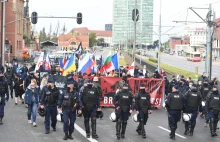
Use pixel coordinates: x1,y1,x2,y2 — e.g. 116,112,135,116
63,54,76,76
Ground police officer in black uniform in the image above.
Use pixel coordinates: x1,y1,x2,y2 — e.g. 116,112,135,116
184,84,202,136
206,85,220,137
4,67,14,99
40,76,60,134
165,85,184,140
200,80,211,118
58,79,82,140
0,65,9,124
80,79,100,139
135,83,151,139
24,68,36,90
113,83,133,140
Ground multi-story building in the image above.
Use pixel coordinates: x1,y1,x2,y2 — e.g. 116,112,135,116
23,0,32,43
5,0,25,61
113,0,153,46
105,24,112,31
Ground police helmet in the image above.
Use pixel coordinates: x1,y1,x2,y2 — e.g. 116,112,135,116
96,111,104,119
182,113,192,122
133,114,139,122
38,107,45,117
57,114,62,122
202,101,205,107
109,112,116,122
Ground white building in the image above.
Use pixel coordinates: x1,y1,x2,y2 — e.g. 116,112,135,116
184,27,207,45
89,30,112,44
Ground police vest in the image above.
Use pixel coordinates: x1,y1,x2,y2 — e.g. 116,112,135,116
138,92,150,113
187,92,200,108
62,91,77,110
83,87,97,107
5,72,12,83
169,93,183,110
45,88,57,106
209,94,220,109
119,91,131,112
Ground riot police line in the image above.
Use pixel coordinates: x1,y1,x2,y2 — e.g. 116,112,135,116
0,62,220,141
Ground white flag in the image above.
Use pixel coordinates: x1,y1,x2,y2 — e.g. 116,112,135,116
35,52,44,71
45,54,51,71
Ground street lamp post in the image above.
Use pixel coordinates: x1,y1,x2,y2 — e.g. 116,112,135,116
133,0,137,63
1,0,6,65
158,0,162,72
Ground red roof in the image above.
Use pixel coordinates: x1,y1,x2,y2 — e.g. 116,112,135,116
58,34,89,47
89,30,112,37
70,27,89,35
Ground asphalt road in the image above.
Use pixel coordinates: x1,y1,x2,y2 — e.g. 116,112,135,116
143,51,220,79
1,98,220,142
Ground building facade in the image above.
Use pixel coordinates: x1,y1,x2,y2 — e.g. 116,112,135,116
70,27,113,45
5,0,25,61
113,0,153,45
105,24,112,31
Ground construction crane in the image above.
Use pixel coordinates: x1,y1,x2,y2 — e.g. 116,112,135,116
53,21,60,37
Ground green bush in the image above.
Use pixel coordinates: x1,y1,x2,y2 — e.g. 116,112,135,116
149,58,158,63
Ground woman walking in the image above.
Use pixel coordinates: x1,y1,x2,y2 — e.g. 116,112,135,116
25,79,39,127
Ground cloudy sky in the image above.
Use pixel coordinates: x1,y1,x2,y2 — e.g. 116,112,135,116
29,0,220,42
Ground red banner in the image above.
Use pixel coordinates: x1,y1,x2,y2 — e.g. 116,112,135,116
100,77,122,106
72,76,164,107
128,78,164,107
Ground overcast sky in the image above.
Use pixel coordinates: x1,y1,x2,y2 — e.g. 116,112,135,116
29,0,220,42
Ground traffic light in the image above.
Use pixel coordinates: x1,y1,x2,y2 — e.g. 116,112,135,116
132,9,139,21
77,12,82,24
31,11,38,24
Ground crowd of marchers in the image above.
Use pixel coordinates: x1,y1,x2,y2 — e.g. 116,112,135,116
0,60,219,141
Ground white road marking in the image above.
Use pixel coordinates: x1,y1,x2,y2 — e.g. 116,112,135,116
158,126,187,139
75,123,99,142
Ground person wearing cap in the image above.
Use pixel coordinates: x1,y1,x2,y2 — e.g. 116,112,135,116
14,73,25,105
80,79,100,139
24,68,36,90
165,85,184,140
58,79,82,140
93,77,102,98
0,66,9,125
135,83,151,139
113,83,133,140
24,79,39,127
66,73,78,92
4,66,14,99
178,79,189,97
183,83,202,136
40,76,60,134
205,85,220,137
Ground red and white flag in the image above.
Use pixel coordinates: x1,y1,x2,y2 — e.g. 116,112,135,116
127,62,134,76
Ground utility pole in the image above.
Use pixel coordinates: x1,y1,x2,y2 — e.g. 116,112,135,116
158,0,162,72
206,4,212,79
1,0,6,65
140,0,142,65
133,0,137,63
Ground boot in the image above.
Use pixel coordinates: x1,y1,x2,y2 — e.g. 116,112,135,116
140,119,146,139
209,118,215,137
63,133,68,140
189,129,193,136
68,132,74,140
136,123,142,135
116,119,121,140
184,122,189,135
84,118,90,138
91,117,98,139
213,120,218,136
0,117,3,125
170,129,175,140
121,121,127,139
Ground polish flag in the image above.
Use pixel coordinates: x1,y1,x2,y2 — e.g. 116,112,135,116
127,62,134,76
